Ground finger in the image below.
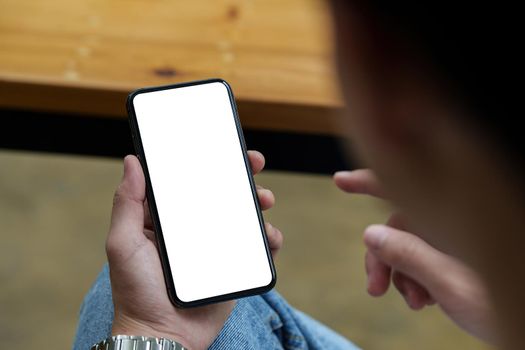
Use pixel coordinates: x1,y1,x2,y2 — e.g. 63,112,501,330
363,224,447,292
333,169,385,198
393,271,433,310
107,155,147,257
265,222,283,256
402,277,433,310
257,187,275,210
365,250,392,296
248,150,265,175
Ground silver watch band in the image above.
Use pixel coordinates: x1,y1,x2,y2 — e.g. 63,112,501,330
91,335,187,350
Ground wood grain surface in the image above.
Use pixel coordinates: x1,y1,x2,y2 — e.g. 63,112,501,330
0,0,345,135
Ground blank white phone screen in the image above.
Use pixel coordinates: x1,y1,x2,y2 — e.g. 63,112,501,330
132,82,273,303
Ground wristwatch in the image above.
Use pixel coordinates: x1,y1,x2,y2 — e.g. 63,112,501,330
91,335,187,350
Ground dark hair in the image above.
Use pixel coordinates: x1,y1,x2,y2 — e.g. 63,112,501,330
332,1,522,169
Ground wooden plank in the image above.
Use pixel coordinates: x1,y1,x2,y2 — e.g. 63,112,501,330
0,0,344,135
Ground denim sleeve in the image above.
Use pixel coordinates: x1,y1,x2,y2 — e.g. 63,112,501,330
209,291,359,350
73,265,359,350
72,265,113,350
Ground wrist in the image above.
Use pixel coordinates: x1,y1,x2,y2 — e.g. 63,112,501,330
112,315,191,349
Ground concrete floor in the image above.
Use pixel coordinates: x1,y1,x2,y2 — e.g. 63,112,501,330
0,150,490,349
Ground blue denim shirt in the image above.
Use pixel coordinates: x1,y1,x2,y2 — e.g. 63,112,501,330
73,265,359,350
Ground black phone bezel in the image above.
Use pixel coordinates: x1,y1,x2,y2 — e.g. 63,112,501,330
126,78,276,308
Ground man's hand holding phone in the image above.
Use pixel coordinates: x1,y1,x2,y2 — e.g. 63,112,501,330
106,151,282,350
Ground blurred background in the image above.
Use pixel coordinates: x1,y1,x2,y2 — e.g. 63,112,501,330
0,0,489,349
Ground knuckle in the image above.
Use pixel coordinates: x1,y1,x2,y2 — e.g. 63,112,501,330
274,228,283,246
112,186,124,207
105,235,117,256
267,224,283,247
105,233,127,262
383,236,419,269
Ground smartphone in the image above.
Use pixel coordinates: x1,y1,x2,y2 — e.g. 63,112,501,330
126,79,276,307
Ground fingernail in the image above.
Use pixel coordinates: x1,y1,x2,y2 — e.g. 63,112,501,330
122,157,129,178
364,225,388,250
366,274,373,294
334,171,352,177
255,150,265,161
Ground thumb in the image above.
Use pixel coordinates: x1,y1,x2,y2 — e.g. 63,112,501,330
107,155,146,257
364,224,449,293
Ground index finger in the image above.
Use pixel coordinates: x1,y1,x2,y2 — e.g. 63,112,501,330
333,169,385,199
248,150,265,175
